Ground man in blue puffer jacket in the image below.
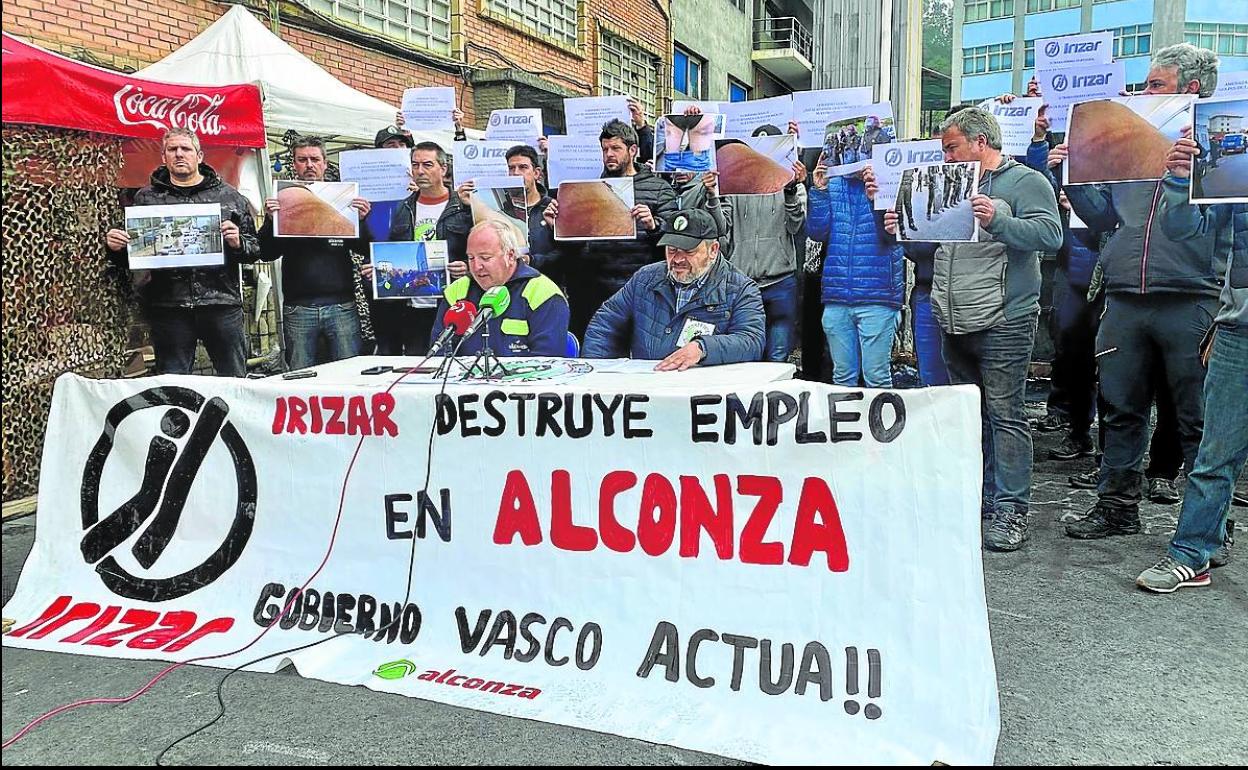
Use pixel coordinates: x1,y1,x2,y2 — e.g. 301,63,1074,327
807,164,904,387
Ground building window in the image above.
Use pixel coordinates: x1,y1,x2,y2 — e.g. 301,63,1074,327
1185,23,1248,57
599,30,661,119
962,42,1014,75
1024,39,1034,67
481,0,579,46
1109,24,1152,58
729,78,750,102
964,0,1014,23
673,46,705,99
307,0,452,54
1025,0,1079,12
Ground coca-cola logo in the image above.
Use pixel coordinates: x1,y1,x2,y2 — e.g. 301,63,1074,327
113,84,227,136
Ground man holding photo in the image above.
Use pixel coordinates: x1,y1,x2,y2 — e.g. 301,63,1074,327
260,136,373,369
105,128,262,377
885,108,1061,551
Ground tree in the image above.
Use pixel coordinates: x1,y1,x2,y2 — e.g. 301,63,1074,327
922,0,952,76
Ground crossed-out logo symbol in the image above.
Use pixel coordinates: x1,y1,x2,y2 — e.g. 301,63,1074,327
489,113,502,127
1052,74,1070,92
884,148,902,166
1045,41,1061,58
464,144,480,160
80,386,257,602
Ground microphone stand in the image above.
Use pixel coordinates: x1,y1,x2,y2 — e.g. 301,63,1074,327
462,319,511,380
433,346,471,380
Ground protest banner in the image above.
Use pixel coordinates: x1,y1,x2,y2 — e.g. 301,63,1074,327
546,135,604,188
871,139,944,210
1034,61,1126,132
402,87,457,133
273,181,360,238
486,109,543,148
564,96,631,136
124,204,224,269
1034,31,1113,70
339,148,413,202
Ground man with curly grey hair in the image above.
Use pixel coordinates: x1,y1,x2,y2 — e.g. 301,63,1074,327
1050,43,1225,542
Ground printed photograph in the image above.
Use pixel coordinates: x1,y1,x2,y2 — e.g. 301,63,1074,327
894,161,980,243
715,134,798,196
1065,94,1193,185
1191,97,1248,204
553,178,636,240
371,240,449,301
654,113,725,173
469,175,531,252
124,203,224,270
274,180,360,238
818,114,896,176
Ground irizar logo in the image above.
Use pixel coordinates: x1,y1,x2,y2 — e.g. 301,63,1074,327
462,144,509,160
1051,74,1070,92
489,113,502,126
993,105,1034,117
374,659,417,680
1065,41,1102,54
884,148,902,166
1073,73,1112,88
1045,41,1061,58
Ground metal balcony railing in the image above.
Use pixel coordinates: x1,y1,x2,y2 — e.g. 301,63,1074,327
752,16,813,62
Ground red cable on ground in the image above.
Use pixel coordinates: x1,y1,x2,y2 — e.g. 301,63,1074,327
3,367,426,750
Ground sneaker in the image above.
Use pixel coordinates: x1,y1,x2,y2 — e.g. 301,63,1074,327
1136,556,1211,593
1050,435,1095,461
1211,518,1235,568
1148,477,1181,504
1065,502,1141,539
984,509,1028,552
1068,469,1100,489
1031,414,1068,433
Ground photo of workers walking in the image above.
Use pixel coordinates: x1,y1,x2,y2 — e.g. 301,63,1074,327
895,161,980,242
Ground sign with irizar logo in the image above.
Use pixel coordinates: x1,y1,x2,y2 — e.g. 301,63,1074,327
1035,31,1113,70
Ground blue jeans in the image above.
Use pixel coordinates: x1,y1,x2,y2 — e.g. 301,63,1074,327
284,302,364,370
910,288,949,386
821,303,899,388
760,274,799,363
1169,325,1248,570
941,312,1038,515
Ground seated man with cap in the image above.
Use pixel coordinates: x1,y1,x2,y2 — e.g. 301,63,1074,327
430,220,569,357
582,208,765,370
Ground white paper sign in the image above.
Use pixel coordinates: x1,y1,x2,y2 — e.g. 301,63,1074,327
984,97,1045,155
793,87,875,147
564,96,630,136
401,87,457,133
4,373,1000,766
1035,60,1127,132
1035,31,1114,70
545,135,604,188
720,96,795,140
1214,70,1248,98
486,109,544,148
672,100,724,114
871,139,944,210
452,140,512,182
338,148,413,202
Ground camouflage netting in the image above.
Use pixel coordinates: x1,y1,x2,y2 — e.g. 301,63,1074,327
2,125,139,501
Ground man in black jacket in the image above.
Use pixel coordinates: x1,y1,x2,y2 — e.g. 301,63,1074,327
542,119,679,337
105,128,262,377
368,141,473,354
260,136,372,369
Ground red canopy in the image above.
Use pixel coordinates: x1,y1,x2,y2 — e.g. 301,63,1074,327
1,33,266,148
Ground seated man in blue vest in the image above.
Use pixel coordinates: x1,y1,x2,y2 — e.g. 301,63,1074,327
582,208,765,370
430,220,569,356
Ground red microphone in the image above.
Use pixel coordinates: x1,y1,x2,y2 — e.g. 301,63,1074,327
428,300,477,355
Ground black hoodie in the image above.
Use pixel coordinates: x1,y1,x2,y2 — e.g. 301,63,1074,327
109,163,263,308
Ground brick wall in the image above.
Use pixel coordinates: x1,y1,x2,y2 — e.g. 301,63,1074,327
2,0,672,131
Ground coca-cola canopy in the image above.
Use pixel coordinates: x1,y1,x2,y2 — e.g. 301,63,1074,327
1,32,265,148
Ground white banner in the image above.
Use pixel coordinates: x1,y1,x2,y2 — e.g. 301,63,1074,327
792,87,875,147
451,140,513,182
983,97,1045,155
563,96,630,136
3,371,998,766
338,148,413,202
545,135,604,188
720,95,794,140
1214,70,1248,98
1035,61,1126,132
401,87,457,134
1034,31,1113,70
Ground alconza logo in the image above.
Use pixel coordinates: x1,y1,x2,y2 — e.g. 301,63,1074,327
114,85,227,136
371,660,543,699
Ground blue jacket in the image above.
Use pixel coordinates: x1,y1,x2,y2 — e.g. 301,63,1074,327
808,177,904,308
582,258,765,365
431,263,569,357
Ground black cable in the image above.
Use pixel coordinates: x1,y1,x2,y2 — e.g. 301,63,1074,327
154,355,457,765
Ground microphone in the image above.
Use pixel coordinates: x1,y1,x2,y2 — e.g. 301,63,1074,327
459,286,511,341
428,300,478,356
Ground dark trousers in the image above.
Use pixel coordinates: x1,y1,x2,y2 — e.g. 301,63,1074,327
371,302,435,356
800,258,831,382
1096,293,1218,508
148,304,248,377
1047,271,1101,440
897,189,917,230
